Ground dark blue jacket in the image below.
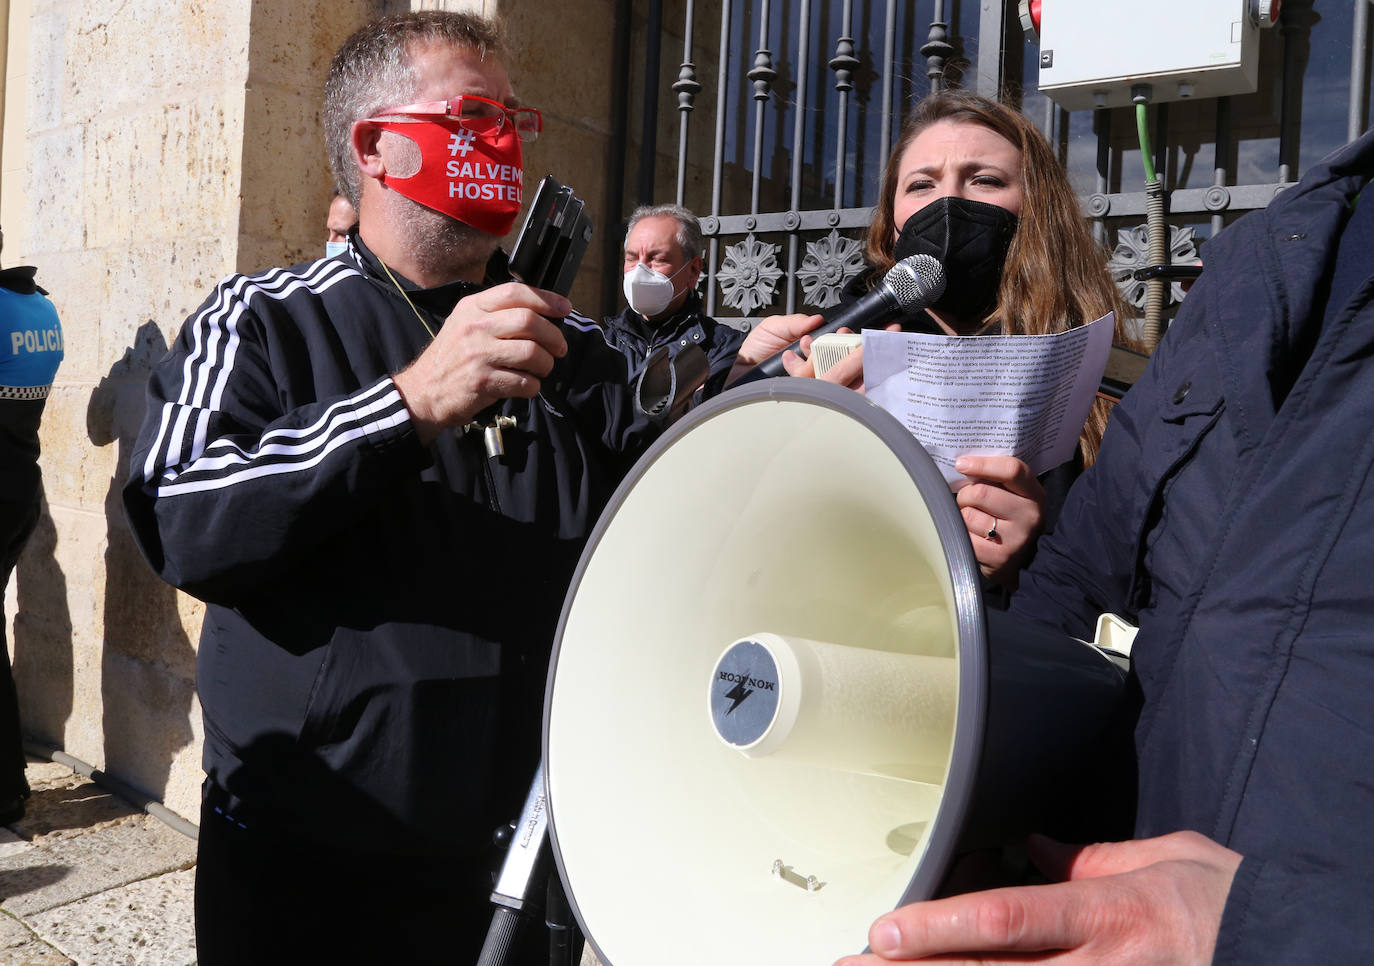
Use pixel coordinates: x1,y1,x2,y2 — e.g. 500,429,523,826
1013,130,1374,961
601,291,746,399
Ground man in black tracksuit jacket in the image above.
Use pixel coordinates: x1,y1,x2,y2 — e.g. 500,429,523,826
124,13,660,964
125,234,642,956
124,13,806,963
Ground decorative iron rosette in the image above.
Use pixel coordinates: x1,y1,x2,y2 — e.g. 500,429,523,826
717,234,784,313
798,229,867,309
1109,224,1200,308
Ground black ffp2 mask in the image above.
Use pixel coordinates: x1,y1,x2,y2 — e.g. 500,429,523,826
894,196,1019,325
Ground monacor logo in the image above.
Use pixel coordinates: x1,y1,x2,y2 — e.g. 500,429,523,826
718,669,777,714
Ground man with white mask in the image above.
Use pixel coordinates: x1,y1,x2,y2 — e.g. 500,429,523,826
603,204,745,397
323,190,356,258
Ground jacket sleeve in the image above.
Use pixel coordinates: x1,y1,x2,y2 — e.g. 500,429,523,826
702,322,747,399
1214,858,1374,963
122,277,425,605
1010,325,1186,641
554,315,661,460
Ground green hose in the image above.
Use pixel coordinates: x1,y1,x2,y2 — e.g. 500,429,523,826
1136,101,1157,184
1136,97,1166,349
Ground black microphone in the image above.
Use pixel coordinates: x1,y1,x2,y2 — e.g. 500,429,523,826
732,253,946,385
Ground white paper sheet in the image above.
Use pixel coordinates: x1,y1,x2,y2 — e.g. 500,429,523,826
862,313,1115,486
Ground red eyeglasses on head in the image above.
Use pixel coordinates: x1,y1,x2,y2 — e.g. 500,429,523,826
369,95,542,143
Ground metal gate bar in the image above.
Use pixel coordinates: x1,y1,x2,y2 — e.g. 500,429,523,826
675,0,699,205
785,0,814,313
831,0,857,209
1350,0,1371,141
705,0,732,317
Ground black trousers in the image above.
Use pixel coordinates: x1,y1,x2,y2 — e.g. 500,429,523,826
0,492,39,803
195,788,548,965
0,636,26,802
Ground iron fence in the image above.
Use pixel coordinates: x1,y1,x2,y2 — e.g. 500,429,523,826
622,0,1368,329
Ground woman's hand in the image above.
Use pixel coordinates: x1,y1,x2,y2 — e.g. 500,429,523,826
953,454,1045,589
780,332,866,390
779,321,904,391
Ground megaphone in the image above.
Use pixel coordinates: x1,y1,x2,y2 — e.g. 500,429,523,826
543,379,1131,966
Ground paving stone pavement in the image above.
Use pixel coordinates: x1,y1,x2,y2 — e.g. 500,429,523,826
0,760,197,966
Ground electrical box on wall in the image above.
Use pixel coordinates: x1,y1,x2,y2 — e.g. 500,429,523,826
1032,0,1282,111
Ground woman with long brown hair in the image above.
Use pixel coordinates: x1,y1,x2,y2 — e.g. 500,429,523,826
864,88,1129,461
780,89,1133,591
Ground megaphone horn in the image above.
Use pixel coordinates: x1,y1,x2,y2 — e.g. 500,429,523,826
544,379,1130,966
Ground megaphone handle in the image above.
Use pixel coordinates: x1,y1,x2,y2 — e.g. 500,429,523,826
477,905,525,966
480,763,555,966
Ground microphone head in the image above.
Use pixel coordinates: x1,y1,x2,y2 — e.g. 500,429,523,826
882,254,946,312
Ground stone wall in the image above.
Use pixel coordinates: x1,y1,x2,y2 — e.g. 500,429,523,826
3,0,405,823
500,0,619,313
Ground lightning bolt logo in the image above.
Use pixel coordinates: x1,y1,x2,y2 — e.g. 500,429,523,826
724,674,754,715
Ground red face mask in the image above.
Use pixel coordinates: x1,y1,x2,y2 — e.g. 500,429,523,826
368,107,527,236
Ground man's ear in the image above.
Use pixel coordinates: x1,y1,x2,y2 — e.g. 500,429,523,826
352,120,385,179
687,255,704,289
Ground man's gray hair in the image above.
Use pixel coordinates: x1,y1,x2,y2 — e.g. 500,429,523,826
324,12,506,210
625,204,704,262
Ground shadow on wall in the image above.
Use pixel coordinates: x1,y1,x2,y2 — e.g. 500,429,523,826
87,321,195,800
12,487,73,749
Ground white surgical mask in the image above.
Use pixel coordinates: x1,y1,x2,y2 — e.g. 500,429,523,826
325,240,348,259
623,261,689,319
